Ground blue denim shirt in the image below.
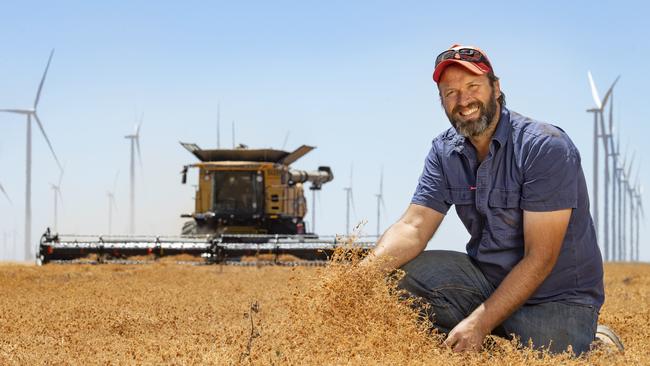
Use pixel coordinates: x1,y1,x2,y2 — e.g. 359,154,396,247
412,107,604,308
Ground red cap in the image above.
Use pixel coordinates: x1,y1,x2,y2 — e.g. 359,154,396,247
433,44,493,83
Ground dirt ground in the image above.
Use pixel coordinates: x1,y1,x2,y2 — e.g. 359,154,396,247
0,256,648,365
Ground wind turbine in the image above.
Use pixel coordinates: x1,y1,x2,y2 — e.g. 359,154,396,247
343,164,356,235
587,72,619,255
0,49,63,261
124,116,143,235
375,166,386,238
49,168,64,232
107,171,119,235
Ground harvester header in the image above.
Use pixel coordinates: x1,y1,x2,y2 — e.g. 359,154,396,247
38,141,368,265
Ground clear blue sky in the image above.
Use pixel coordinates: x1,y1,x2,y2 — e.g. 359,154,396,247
0,0,648,261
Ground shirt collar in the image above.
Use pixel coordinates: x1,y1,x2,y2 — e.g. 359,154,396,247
491,106,511,148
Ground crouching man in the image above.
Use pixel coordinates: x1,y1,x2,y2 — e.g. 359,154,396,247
363,44,605,355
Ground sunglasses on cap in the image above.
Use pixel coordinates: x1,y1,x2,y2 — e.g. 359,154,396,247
434,48,492,69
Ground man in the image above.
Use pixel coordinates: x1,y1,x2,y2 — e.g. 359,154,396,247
364,44,605,355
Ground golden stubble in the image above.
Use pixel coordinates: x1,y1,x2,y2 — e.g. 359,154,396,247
0,249,646,365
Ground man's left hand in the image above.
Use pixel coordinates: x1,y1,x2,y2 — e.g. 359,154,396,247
443,313,489,352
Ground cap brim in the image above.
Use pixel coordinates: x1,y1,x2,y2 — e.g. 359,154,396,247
433,59,486,83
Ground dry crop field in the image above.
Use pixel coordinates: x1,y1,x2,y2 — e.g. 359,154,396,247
0,252,648,365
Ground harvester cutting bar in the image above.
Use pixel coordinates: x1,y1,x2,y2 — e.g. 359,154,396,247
38,229,375,265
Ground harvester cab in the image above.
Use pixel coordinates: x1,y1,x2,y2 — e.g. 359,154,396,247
179,142,333,237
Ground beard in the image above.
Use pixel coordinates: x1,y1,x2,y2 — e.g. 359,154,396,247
445,92,498,138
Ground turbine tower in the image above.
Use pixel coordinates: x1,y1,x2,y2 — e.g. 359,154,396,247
626,161,637,261
621,152,634,261
634,185,644,262
0,49,63,261
124,117,143,235
616,148,629,261
343,164,356,235
375,167,386,238
231,120,235,148
107,172,119,235
608,103,619,261
631,168,641,261
587,72,619,259
49,168,64,232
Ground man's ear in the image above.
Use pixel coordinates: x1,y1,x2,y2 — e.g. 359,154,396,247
494,79,502,99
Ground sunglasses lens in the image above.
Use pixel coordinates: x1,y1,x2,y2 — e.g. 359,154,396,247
435,48,490,71
435,50,457,66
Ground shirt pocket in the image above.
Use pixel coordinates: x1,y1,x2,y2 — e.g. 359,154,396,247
488,189,523,240
447,188,478,234
488,189,521,209
447,187,474,205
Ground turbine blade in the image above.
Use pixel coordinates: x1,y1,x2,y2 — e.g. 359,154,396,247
110,195,118,211
0,183,11,204
112,171,120,193
601,75,621,109
587,71,602,110
33,113,63,171
34,49,55,109
615,120,621,155
608,91,614,132
135,137,143,171
136,113,143,136
622,143,629,170
58,164,65,186
626,151,636,178
379,166,384,196
0,109,30,114
282,131,290,150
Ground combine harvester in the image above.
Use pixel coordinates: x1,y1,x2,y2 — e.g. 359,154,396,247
39,143,375,265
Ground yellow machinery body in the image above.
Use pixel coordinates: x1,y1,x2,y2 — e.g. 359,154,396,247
180,143,332,236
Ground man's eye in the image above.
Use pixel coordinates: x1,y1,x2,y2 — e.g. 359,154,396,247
445,91,456,97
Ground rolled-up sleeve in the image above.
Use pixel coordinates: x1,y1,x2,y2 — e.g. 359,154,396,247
411,142,451,214
520,134,579,212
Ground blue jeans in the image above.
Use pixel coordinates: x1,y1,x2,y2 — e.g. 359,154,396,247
398,250,599,355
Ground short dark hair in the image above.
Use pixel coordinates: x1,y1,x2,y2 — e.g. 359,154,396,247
487,72,506,107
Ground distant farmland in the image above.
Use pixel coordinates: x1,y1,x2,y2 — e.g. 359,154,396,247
0,257,647,365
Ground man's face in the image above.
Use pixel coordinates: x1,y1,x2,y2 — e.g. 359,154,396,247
438,64,501,138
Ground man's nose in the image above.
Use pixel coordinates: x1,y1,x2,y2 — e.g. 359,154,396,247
456,91,473,106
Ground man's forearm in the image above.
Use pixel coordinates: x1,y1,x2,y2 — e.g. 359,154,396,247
467,253,557,334
363,221,427,270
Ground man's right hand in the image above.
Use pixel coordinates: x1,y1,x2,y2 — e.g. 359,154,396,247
362,203,445,270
